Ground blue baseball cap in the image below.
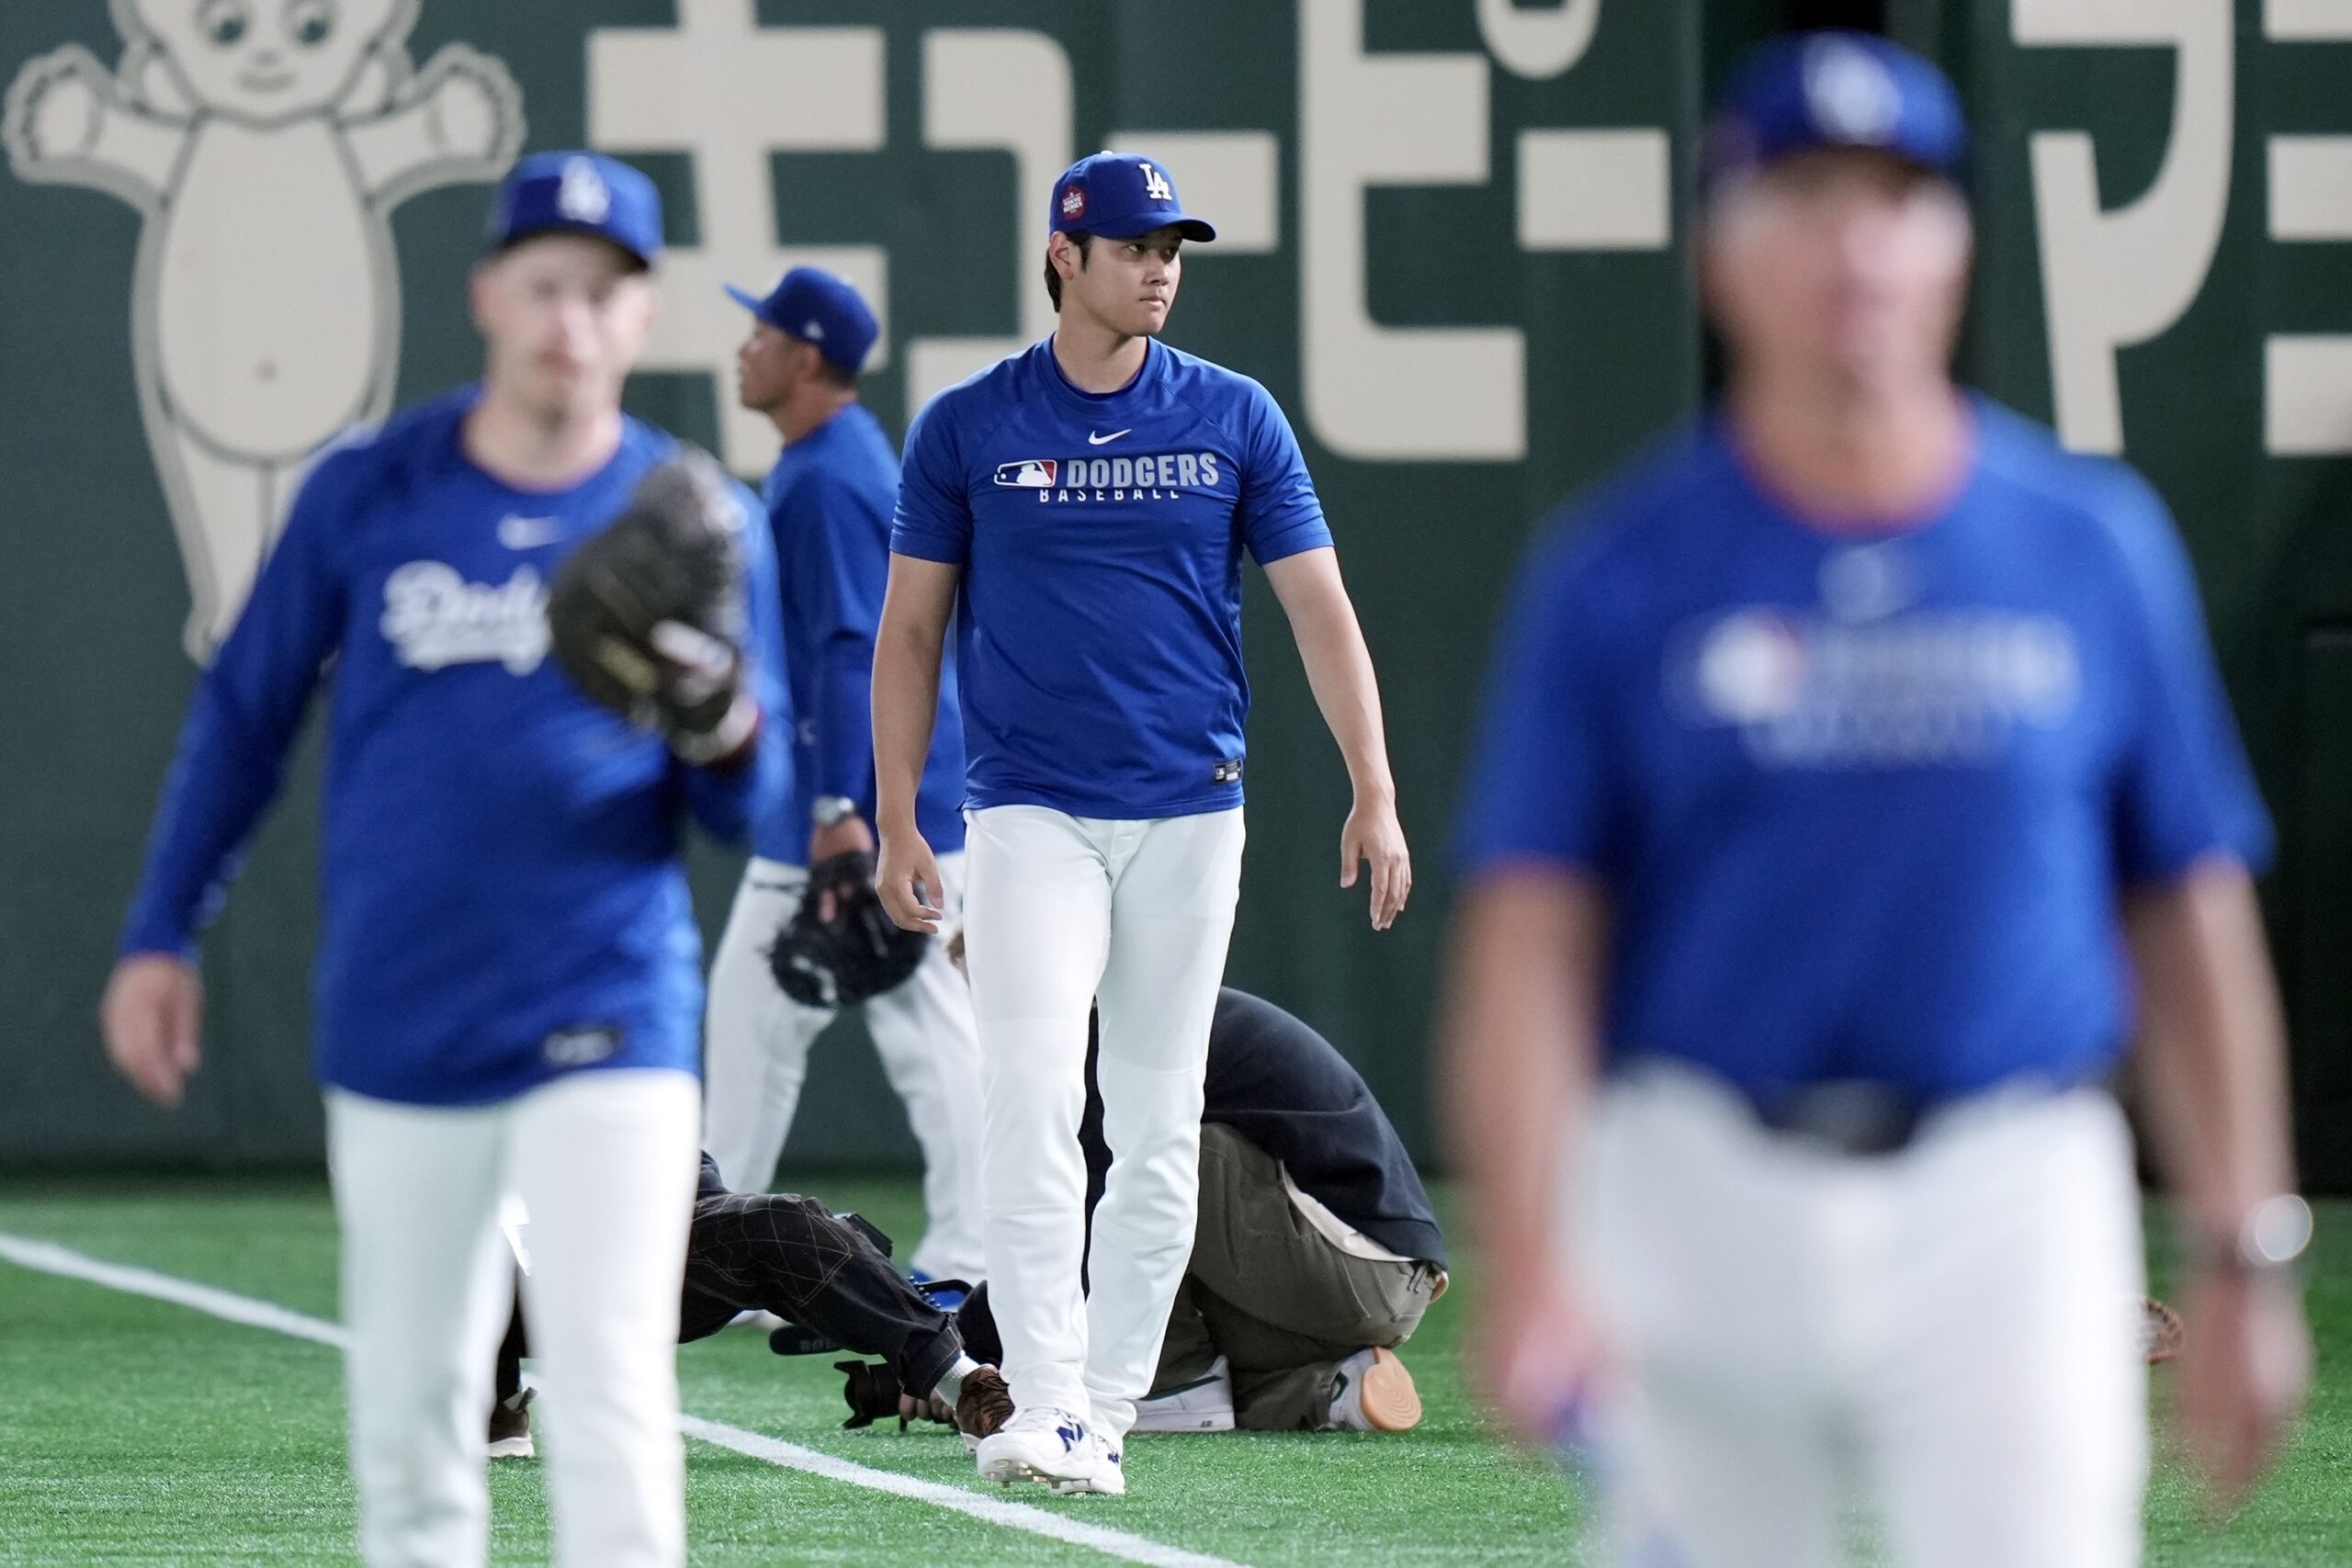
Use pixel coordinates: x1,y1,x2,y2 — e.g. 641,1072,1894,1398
1049,152,1216,242
724,266,880,373
487,151,664,268
1702,31,1969,197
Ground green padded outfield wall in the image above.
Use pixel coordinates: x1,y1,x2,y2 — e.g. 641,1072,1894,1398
0,2,2342,1183
0,1,1704,1168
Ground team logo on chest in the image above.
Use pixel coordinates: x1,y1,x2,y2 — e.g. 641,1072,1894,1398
1670,605,2081,768
993,450,1222,502
380,561,549,675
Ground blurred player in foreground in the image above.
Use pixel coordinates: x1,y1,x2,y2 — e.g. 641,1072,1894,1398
701,266,984,1281
1442,33,2310,1568
875,151,1411,1495
100,152,786,1568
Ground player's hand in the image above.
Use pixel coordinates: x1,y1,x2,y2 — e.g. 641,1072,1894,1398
876,824,944,934
2175,1269,2311,1510
1341,791,1411,931
100,953,204,1109
1472,1262,1614,1450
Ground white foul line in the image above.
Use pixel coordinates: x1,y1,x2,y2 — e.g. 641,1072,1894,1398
0,1231,1247,1568
675,1417,1243,1568
0,1231,351,1348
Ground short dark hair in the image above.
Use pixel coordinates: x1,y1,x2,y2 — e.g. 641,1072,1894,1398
1044,231,1093,312
786,333,856,390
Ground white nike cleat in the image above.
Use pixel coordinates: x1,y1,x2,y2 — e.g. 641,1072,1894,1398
976,1406,1094,1490
1132,1355,1236,1433
1328,1347,1422,1433
1050,1428,1125,1496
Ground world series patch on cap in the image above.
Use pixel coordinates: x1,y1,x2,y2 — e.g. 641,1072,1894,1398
1049,152,1216,243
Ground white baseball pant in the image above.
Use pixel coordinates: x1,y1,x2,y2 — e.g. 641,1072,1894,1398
1577,1066,2147,1568
702,852,986,1280
961,804,1247,1440
327,1068,701,1568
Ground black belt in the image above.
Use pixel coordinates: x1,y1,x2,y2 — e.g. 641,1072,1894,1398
1746,1072,2092,1159
1752,1079,1932,1157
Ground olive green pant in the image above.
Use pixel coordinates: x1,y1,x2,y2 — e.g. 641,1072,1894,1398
1150,1123,1441,1429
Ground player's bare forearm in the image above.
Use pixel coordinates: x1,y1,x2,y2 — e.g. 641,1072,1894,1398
1440,869,1607,1294
870,555,957,832
1442,869,1611,1443
2124,858,2309,1503
1264,548,1395,801
870,556,956,931
2123,858,2296,1242
1265,548,1410,924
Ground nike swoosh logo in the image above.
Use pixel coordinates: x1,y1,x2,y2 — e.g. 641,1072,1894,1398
498,515,562,549
1087,429,1132,446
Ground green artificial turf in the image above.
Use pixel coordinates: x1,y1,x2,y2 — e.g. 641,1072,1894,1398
0,1179,2341,1565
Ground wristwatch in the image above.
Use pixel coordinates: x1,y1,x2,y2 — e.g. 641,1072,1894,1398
811,795,859,829
2196,1194,2314,1275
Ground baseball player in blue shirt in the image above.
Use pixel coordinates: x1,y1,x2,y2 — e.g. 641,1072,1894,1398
97,152,786,1568
1443,36,2310,1567
873,152,1412,1495
701,266,984,1282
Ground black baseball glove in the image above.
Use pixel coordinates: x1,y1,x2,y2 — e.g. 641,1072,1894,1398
767,850,928,1008
546,446,759,764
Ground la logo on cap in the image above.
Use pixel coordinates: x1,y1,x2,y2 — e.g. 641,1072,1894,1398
558,157,611,223
1140,163,1172,202
1061,186,1087,219
1804,38,1899,142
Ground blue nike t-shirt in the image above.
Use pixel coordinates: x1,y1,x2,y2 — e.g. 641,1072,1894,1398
1455,399,2273,1106
120,389,790,1107
891,338,1332,819
755,401,966,864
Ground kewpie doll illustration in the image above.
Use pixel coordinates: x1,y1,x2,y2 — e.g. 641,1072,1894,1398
4,0,525,660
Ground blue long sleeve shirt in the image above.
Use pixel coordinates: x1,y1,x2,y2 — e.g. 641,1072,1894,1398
752,401,965,864
119,389,790,1106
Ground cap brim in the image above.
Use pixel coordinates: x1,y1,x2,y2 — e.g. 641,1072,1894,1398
491,221,654,271
1703,137,1962,199
724,284,766,313
1089,215,1218,243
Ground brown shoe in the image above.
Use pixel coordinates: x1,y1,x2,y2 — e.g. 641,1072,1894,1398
956,1366,1015,1446
488,1387,536,1460
1330,1348,1422,1433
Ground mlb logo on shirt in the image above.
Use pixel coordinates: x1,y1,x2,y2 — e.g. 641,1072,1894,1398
995,459,1059,489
